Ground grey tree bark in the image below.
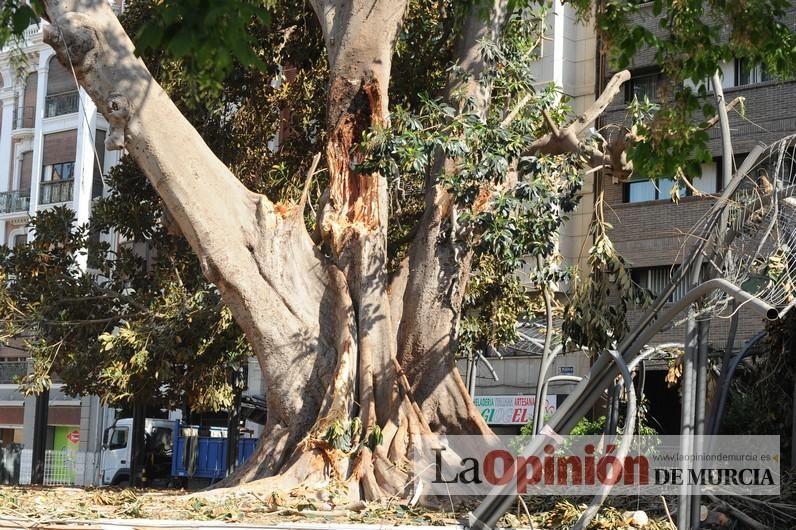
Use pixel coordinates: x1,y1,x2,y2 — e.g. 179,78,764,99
40,0,465,499
39,0,633,501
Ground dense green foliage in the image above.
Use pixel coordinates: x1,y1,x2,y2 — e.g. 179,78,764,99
0,160,250,409
359,5,583,353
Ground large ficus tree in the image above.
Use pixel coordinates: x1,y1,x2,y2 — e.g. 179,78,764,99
7,0,795,501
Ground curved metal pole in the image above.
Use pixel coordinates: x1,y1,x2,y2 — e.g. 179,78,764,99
477,350,499,382
637,358,646,426
710,331,767,434
690,319,710,527
532,344,564,434
535,373,583,433
627,343,683,371
618,146,765,353
468,278,776,530
685,74,735,528
719,307,739,378
606,381,620,435
573,350,637,530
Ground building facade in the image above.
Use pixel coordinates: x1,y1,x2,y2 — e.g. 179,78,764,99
601,2,796,349
0,17,123,485
597,3,796,431
530,0,598,271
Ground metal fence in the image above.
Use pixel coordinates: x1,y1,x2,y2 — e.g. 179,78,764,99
0,190,31,215
12,106,36,129
42,449,77,486
44,91,79,118
39,179,74,205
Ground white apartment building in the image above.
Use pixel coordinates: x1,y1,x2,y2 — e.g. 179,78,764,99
0,19,122,485
530,0,597,271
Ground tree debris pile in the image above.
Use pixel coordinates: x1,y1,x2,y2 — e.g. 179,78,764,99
1,484,793,529
0,486,675,528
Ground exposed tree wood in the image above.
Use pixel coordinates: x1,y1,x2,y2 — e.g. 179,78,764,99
529,69,630,161
704,96,743,129
38,0,646,505
706,495,768,530
41,0,351,485
310,0,408,429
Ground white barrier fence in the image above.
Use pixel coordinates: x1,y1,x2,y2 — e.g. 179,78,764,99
18,449,101,486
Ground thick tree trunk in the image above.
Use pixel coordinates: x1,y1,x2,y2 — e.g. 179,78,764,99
42,0,354,485
311,0,407,427
395,0,508,434
41,0,509,502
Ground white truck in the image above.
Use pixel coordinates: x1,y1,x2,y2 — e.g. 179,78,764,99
100,418,258,487
100,418,174,486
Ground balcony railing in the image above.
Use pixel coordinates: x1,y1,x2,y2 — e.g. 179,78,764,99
44,91,79,118
1,23,41,52
0,190,30,215
12,106,36,130
0,361,30,384
39,180,74,205
22,24,41,41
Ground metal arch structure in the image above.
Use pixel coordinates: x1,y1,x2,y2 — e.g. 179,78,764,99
709,330,768,435
469,135,796,530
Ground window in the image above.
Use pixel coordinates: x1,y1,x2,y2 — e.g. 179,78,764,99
734,59,772,87
623,177,685,203
13,234,26,249
108,427,128,450
625,71,662,103
40,162,76,204
92,130,106,199
42,162,74,182
624,161,721,203
631,265,688,303
691,159,723,194
44,91,79,118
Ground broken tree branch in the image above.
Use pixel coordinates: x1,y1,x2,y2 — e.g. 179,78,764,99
704,96,743,129
706,494,768,530
500,93,532,128
570,69,631,136
541,108,560,137
528,70,630,158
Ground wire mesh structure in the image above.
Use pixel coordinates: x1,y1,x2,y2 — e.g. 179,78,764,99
682,134,796,319
470,135,796,530
42,449,77,486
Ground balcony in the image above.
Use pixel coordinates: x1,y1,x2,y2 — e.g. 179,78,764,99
0,361,30,384
21,24,41,41
39,180,73,205
44,91,79,118
12,106,36,130
1,23,41,52
0,190,30,215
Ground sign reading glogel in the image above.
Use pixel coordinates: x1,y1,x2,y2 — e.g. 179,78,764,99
473,395,557,425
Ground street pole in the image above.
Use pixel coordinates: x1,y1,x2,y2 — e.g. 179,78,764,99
129,404,145,487
30,388,49,485
226,368,241,476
